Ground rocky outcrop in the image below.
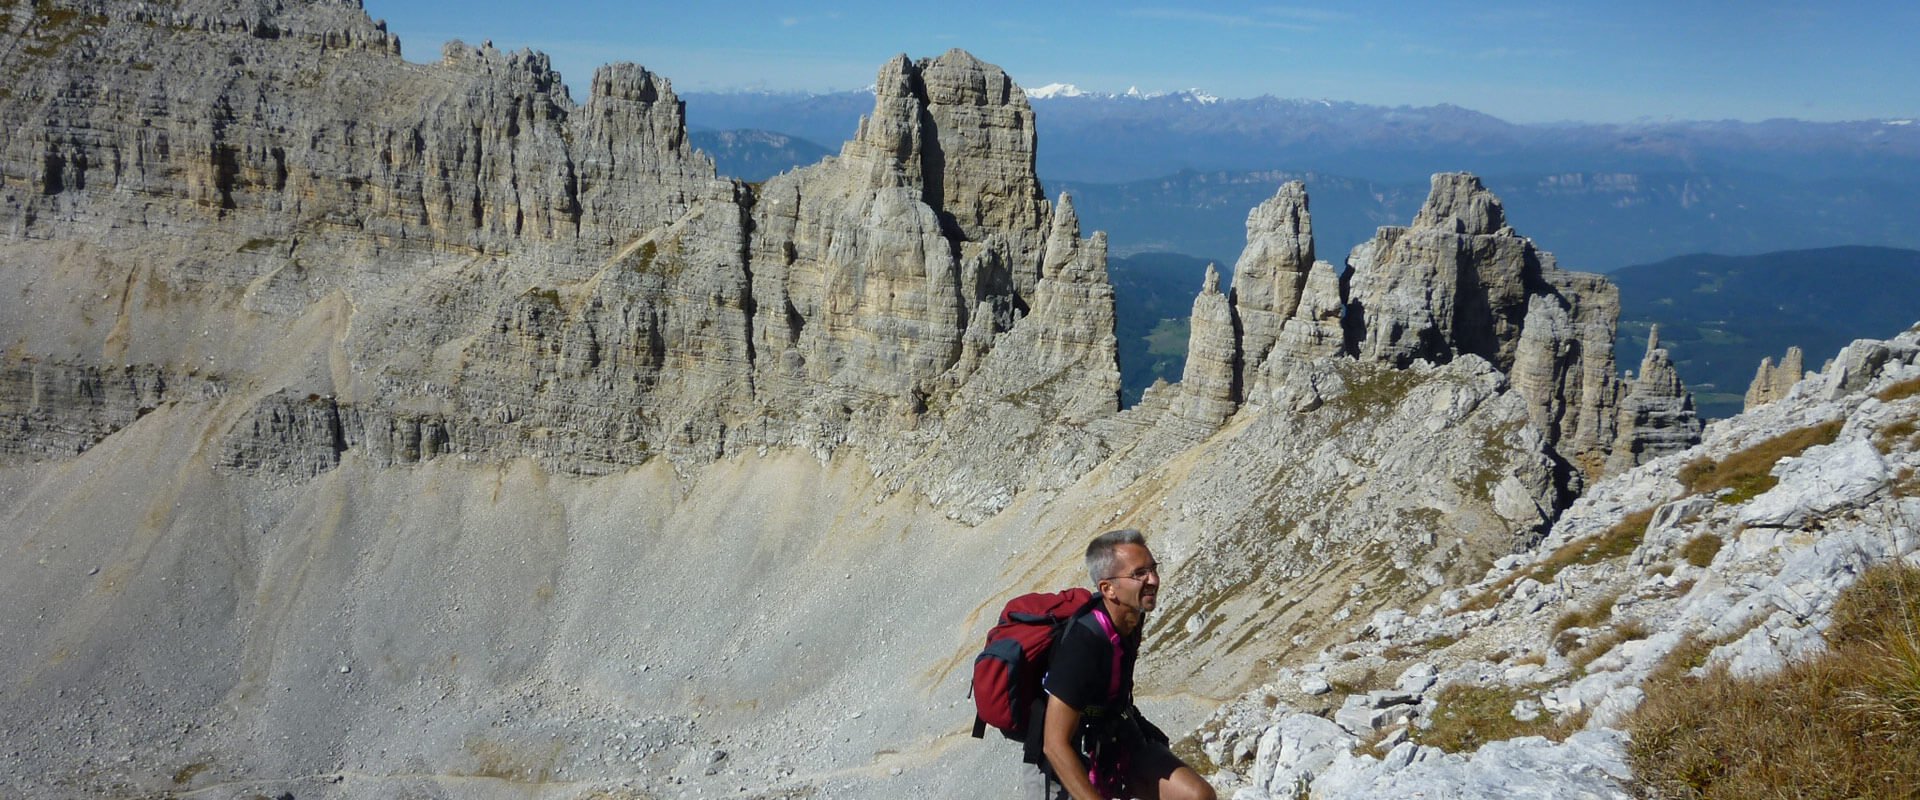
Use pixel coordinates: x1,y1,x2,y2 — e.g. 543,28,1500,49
1745,346,1805,410
1338,174,1652,482
1345,174,1536,369
949,193,1119,420
1262,260,1348,377
742,51,1064,425
0,360,212,460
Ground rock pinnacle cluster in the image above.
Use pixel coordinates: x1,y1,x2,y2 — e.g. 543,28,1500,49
1165,175,1701,494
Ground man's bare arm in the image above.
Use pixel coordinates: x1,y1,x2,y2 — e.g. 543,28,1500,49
1042,694,1104,800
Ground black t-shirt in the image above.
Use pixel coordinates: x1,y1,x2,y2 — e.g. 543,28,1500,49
1043,602,1140,713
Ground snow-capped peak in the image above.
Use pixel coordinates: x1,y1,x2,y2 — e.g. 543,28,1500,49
1027,82,1087,99
1024,83,1222,103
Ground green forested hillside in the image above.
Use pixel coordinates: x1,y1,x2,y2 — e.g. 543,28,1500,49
1612,246,1920,420
1110,253,1220,405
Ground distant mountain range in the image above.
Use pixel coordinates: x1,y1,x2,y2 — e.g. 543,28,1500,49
687,129,832,182
1055,168,1920,272
682,89,1920,271
683,89,1920,183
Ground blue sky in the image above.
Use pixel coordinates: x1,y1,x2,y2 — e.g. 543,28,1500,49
365,1,1920,124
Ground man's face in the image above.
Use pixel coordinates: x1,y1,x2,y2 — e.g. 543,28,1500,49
1102,542,1161,612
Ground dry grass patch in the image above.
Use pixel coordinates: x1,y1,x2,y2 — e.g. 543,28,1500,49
1627,562,1920,799
1553,593,1620,636
1874,374,1920,403
1678,420,1845,505
1458,509,1653,613
1679,534,1724,569
1895,466,1919,498
1171,731,1220,777
1565,618,1651,673
1412,683,1586,753
1383,633,1460,661
1874,417,1917,453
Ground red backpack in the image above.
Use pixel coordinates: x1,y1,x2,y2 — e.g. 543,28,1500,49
970,587,1094,742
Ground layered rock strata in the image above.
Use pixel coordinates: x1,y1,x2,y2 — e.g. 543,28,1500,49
1168,264,1241,431
1229,181,1315,387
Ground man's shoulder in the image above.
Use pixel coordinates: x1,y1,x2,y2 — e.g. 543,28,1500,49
1053,607,1110,652
1055,606,1145,662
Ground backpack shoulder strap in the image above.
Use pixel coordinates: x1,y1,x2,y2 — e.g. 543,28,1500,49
1088,605,1124,702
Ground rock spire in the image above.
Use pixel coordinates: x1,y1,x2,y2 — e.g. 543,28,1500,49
1606,326,1704,473
1745,346,1806,410
1230,181,1316,387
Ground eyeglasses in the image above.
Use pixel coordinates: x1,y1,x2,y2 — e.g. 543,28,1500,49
1104,563,1160,582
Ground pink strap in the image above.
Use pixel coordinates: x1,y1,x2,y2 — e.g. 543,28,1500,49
1087,606,1128,795
1090,607,1124,702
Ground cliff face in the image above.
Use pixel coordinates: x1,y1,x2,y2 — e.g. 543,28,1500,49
2,1,1115,516
0,2,1690,516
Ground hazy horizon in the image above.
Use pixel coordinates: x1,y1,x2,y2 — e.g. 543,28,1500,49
367,1,1919,126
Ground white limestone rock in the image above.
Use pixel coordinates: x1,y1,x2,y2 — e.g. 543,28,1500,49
1739,439,1889,528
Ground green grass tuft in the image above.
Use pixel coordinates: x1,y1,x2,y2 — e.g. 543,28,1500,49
1412,683,1585,753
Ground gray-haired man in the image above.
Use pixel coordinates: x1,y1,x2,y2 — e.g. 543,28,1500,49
1033,529,1215,800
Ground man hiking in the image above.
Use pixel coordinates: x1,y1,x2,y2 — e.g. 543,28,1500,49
1035,529,1216,800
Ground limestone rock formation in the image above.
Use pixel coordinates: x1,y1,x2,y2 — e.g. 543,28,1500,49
1346,174,1539,369
1230,181,1315,387
0,359,211,460
1262,260,1349,379
1,5,1108,517
1605,326,1704,474
950,193,1120,422
1174,172,1686,487
1167,264,1241,431
1745,346,1805,410
0,4,1730,798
